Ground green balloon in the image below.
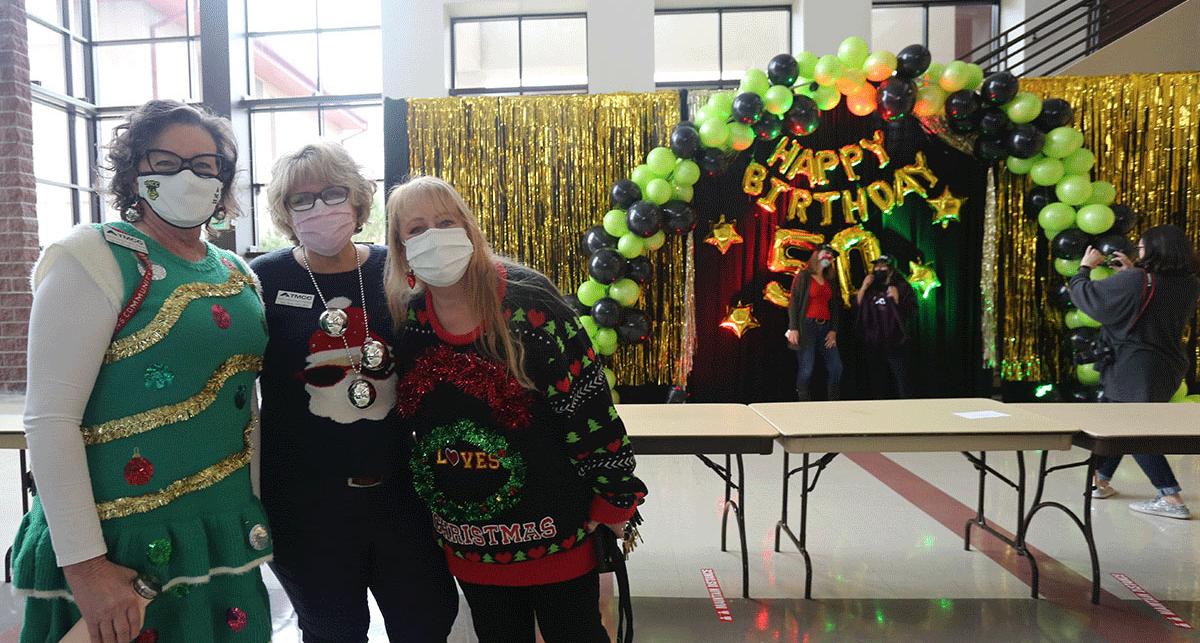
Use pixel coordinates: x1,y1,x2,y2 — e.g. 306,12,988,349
1062,148,1095,175
837,36,869,68
580,315,598,339
795,51,819,81
862,50,897,82
813,85,840,110
694,105,713,124
631,164,655,189
1038,202,1076,231
963,63,985,90
673,184,694,203
1005,92,1043,125
709,92,735,119
1043,127,1084,159
740,68,770,96
646,147,676,177
1006,155,1038,175
609,278,641,307
604,367,616,389
1054,257,1081,277
645,230,666,251
1030,157,1065,186
814,54,844,87
729,122,756,151
645,178,672,205
1090,265,1115,281
1087,180,1116,206
1077,204,1115,234
1065,309,1084,329
1171,380,1188,402
616,233,645,259
594,328,618,356
578,279,608,307
939,60,971,92
923,62,946,85
699,118,730,148
1076,363,1101,386
1055,174,1093,206
764,85,795,115
673,159,700,187
603,209,629,237
1078,310,1101,328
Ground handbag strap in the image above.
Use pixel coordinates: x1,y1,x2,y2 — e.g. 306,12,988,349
613,551,634,643
1126,270,1155,333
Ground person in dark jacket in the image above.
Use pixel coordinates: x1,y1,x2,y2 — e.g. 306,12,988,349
856,255,918,398
785,244,844,401
1069,224,1200,520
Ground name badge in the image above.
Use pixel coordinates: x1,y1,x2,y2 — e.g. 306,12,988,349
103,226,148,254
275,290,316,309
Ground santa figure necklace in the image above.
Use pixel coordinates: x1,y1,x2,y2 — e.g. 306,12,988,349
301,246,388,409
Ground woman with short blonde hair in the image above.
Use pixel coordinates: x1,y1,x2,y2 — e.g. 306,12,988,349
385,176,647,643
251,146,457,641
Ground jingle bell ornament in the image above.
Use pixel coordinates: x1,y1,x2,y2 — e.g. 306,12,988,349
318,308,348,337
348,378,377,409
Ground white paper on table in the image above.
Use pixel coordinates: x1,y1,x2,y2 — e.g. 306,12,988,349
954,411,1011,420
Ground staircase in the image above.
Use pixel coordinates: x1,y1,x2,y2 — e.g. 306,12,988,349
964,0,1187,76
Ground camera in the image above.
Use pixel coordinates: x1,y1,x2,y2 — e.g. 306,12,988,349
1073,342,1114,367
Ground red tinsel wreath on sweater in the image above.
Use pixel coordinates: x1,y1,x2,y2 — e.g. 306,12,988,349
395,344,536,431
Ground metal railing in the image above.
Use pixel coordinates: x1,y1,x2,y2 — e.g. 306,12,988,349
963,0,1185,76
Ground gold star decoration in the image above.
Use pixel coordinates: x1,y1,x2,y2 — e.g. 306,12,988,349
719,303,760,339
907,260,942,300
926,186,966,228
704,215,744,254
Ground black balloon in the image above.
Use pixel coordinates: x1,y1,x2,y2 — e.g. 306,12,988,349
587,248,626,285
895,44,931,79
1034,98,1074,132
978,107,1011,138
591,298,623,329
625,257,652,285
1067,327,1100,352
980,71,1019,106
878,77,917,121
1110,204,1138,235
669,124,702,159
974,136,1007,161
754,114,783,140
732,92,765,124
945,89,981,121
625,201,662,238
698,147,729,176
579,226,616,257
1025,186,1058,218
1007,124,1046,159
1051,229,1090,259
783,96,820,135
1052,282,1076,309
767,53,800,87
1094,233,1134,257
663,200,697,235
616,309,651,345
948,115,978,134
611,179,641,209
564,293,591,318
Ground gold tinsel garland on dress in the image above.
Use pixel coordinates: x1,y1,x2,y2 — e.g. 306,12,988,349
997,72,1200,382
407,93,684,385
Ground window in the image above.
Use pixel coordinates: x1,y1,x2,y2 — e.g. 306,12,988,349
244,0,384,250
654,7,792,88
91,0,201,107
451,14,588,95
872,1,998,64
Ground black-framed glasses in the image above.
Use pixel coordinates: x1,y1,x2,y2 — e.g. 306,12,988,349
144,149,228,179
286,186,350,212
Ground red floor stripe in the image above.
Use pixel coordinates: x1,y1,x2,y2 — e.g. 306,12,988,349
845,452,1192,643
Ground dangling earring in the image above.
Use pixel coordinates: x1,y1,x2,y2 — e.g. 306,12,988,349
406,270,416,288
211,205,227,224
122,206,142,222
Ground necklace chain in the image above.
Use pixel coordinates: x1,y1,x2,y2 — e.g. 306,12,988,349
301,246,369,375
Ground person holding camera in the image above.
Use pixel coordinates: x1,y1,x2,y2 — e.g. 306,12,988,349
856,255,917,398
1069,224,1200,520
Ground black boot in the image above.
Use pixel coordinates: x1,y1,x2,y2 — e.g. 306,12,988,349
827,384,841,401
796,387,812,402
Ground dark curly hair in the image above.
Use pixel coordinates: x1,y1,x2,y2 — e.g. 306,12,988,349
105,100,241,222
1138,224,1200,275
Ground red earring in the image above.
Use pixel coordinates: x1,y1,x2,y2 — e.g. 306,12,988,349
406,271,416,288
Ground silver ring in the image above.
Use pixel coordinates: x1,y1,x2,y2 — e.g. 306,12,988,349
131,575,160,601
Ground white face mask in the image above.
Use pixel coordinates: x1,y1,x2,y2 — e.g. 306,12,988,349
405,227,474,287
137,170,223,229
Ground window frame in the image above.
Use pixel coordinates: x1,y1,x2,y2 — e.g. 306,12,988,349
870,0,1000,60
449,12,589,96
88,0,201,111
653,5,793,91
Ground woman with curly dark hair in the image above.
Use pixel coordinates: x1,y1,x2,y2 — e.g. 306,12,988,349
10,100,274,642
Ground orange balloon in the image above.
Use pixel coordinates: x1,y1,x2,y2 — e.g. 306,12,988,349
847,85,877,116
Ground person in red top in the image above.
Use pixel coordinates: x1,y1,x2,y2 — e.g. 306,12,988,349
784,245,845,401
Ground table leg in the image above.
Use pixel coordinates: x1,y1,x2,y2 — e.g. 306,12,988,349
720,454,732,553
961,451,1039,596
735,454,749,599
1023,450,1102,604
776,452,837,600
696,454,752,598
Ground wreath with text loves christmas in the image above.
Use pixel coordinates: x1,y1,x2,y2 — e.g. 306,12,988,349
411,419,528,523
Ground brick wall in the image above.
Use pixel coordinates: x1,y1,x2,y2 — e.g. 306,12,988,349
0,0,39,392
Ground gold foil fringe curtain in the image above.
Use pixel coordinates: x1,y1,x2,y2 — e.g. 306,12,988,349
997,72,1200,382
406,92,685,385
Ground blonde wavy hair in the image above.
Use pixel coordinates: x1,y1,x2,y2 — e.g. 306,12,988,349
385,176,535,389
265,141,376,243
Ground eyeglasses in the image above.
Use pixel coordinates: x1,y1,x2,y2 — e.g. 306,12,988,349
286,186,350,212
144,149,228,178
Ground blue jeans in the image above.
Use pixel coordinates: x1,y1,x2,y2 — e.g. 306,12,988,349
795,317,843,400
1097,455,1182,496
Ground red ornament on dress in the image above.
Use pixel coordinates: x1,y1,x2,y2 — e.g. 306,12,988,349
123,451,154,486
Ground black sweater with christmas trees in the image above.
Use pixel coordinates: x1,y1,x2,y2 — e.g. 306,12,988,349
395,263,647,586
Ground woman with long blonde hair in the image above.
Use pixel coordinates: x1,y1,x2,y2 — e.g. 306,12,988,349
385,176,647,642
